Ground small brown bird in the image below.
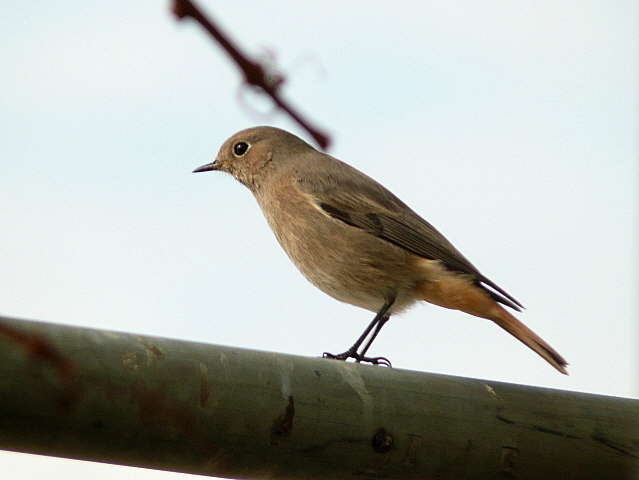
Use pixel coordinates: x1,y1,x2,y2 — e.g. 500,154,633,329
194,126,568,374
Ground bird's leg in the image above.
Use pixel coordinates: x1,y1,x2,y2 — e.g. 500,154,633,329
323,312,381,360
357,313,390,358
323,300,394,366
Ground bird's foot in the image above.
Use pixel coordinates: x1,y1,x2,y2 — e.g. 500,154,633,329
357,355,392,367
322,350,392,367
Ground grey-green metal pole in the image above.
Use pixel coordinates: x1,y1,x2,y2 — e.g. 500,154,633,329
0,315,637,479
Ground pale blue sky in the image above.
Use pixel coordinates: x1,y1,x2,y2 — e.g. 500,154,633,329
1,1,638,478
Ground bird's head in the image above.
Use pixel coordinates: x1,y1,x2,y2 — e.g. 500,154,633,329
193,126,313,191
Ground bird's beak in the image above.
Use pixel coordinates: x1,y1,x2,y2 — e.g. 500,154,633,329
192,160,221,173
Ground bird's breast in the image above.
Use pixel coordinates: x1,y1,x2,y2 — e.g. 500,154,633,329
253,180,421,313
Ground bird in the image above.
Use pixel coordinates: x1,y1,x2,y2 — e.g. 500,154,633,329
193,126,568,374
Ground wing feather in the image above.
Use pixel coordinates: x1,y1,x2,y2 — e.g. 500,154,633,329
297,166,523,311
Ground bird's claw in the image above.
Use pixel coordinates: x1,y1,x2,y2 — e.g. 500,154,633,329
322,351,392,367
322,351,349,361
358,355,392,367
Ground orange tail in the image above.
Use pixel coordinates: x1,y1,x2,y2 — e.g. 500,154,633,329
490,306,568,374
415,272,568,374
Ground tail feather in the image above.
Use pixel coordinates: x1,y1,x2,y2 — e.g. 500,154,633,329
491,306,568,375
413,270,568,374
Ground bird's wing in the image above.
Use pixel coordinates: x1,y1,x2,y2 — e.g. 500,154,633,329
296,165,523,311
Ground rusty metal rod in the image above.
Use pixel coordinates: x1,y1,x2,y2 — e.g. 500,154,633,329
171,0,331,151
0,315,637,479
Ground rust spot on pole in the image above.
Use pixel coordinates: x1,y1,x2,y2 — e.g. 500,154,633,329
142,342,164,360
0,321,78,410
498,446,519,478
371,427,394,453
123,339,165,370
271,395,295,443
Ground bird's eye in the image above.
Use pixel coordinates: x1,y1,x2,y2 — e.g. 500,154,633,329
233,142,250,157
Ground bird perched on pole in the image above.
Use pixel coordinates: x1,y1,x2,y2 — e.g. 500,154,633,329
194,126,568,374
